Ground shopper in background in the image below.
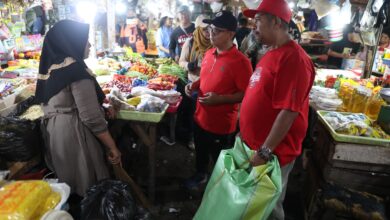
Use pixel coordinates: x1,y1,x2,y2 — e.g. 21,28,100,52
235,17,251,49
169,5,195,62
242,0,315,218
327,24,361,68
156,15,174,58
180,15,212,86
240,29,269,70
119,10,148,54
168,5,195,147
379,28,390,51
178,15,212,150
184,11,252,189
36,20,121,198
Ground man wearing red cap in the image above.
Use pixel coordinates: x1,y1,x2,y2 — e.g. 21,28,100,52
242,0,315,219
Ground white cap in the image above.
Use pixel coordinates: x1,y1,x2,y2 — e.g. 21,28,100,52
195,14,209,28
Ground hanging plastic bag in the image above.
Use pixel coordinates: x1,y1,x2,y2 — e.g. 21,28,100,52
194,137,282,220
80,179,136,220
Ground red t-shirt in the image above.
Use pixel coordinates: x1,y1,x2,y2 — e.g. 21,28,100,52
240,41,315,166
194,46,252,135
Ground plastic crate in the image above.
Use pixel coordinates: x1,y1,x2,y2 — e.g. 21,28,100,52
166,96,182,113
117,104,168,123
317,110,390,147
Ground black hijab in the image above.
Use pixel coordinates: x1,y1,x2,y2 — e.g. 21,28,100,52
35,20,105,105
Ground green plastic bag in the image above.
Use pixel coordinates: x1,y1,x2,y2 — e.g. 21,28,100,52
194,137,282,220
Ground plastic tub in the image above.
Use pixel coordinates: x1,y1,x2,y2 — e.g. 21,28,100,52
117,104,168,123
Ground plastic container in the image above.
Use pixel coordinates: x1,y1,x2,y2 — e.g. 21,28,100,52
117,104,168,123
350,86,371,113
317,110,390,147
166,96,182,113
365,93,386,120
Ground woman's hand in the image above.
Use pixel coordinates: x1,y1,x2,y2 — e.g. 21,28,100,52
107,147,122,165
106,105,118,119
103,104,118,119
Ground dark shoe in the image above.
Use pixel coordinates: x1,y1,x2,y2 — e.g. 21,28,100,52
185,173,208,189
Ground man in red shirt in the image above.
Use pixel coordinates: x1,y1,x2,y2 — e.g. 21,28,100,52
242,0,315,219
184,11,252,189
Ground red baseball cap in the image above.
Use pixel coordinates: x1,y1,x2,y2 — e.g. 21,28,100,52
243,0,292,23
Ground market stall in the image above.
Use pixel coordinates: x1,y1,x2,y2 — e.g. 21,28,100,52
305,58,390,219
91,51,185,201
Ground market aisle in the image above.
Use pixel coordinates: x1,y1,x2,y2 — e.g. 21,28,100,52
124,136,305,219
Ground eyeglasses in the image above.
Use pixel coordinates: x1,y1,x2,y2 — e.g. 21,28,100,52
208,26,228,35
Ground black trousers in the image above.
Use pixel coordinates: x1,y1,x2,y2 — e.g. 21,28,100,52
194,123,236,173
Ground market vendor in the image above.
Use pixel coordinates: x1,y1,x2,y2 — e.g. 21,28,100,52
327,24,361,68
35,20,122,197
242,0,315,219
184,11,252,189
379,28,390,51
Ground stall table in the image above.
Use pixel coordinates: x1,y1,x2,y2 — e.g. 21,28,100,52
305,112,390,217
117,101,181,202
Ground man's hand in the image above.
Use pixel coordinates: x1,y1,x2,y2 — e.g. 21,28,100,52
185,83,193,97
175,55,180,63
250,154,267,167
198,92,221,105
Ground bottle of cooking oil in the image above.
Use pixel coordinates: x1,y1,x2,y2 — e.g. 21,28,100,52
350,86,372,113
365,91,386,120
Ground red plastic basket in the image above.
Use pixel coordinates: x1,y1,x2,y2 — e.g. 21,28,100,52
167,96,183,113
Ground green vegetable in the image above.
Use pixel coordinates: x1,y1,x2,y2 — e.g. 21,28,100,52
158,64,187,82
125,71,149,80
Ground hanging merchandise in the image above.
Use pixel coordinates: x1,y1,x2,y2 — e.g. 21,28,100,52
210,1,224,13
297,0,310,9
374,0,389,28
311,0,339,19
242,0,261,9
360,0,383,46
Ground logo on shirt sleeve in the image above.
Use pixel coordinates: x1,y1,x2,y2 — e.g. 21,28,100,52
249,67,262,88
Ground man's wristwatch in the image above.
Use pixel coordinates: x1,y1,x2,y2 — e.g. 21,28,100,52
257,146,272,161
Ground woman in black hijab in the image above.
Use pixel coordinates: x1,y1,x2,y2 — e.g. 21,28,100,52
36,20,121,197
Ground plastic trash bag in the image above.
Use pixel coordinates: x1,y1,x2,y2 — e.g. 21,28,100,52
80,179,136,220
0,116,42,161
194,137,282,220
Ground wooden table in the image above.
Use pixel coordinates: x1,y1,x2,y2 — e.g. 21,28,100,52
129,122,158,202
305,118,390,212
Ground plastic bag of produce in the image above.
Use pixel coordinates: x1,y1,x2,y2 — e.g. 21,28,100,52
136,94,166,112
80,179,136,220
0,116,42,162
194,137,282,220
0,180,60,220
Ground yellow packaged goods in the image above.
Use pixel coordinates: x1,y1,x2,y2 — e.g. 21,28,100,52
19,105,44,121
32,191,61,219
365,92,386,120
0,181,61,220
126,96,141,106
350,86,372,113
